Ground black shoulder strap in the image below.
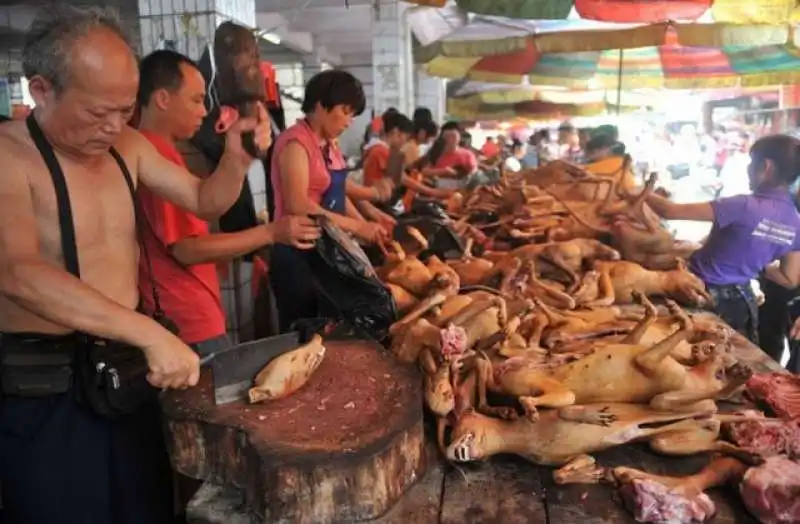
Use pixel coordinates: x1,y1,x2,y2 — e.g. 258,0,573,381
26,114,164,317
26,115,80,277
107,148,164,318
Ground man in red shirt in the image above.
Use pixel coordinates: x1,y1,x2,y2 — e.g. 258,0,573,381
136,50,318,355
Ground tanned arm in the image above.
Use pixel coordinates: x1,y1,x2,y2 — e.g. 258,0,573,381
170,227,273,266
765,253,800,289
278,140,363,233
133,129,252,221
346,179,380,201
0,149,166,347
645,192,715,222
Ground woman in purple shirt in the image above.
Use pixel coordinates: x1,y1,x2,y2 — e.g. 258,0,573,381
643,135,800,345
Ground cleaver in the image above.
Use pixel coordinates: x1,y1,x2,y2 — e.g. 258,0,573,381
202,331,301,405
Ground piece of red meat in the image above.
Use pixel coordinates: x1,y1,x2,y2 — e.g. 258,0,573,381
725,418,800,458
439,324,467,361
740,456,800,524
746,372,800,419
618,478,716,524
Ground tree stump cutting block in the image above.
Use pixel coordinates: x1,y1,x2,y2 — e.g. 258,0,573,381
161,339,426,524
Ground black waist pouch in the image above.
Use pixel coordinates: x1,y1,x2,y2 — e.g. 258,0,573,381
71,335,158,418
1,332,158,419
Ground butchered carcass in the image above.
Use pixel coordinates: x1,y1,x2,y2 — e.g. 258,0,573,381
740,456,800,524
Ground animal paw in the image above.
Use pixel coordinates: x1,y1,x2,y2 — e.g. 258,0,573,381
518,397,539,422
725,362,753,382
583,406,618,426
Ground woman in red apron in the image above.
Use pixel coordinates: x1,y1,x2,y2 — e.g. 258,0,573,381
269,70,385,331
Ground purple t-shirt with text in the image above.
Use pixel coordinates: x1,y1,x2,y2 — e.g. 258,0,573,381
689,189,800,286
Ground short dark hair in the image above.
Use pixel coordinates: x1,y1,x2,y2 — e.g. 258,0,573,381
750,134,800,185
301,69,366,115
441,121,460,132
383,112,413,134
415,119,438,138
558,121,575,133
23,4,132,93
413,107,433,122
138,50,198,108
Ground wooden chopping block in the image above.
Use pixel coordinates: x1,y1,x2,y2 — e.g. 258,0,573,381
161,340,426,524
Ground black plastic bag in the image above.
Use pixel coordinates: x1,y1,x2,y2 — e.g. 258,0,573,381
304,217,397,341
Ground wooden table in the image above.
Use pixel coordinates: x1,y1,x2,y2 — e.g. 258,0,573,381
186,315,783,524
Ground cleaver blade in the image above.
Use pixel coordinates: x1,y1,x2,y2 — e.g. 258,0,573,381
210,332,300,405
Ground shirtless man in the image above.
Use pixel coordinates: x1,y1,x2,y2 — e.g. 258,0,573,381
0,6,271,524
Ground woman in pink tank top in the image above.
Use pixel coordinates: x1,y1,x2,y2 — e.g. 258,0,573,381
269,70,387,332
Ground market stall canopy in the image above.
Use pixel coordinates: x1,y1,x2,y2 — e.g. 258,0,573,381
424,23,800,88
446,97,642,120
447,79,659,106
405,0,800,23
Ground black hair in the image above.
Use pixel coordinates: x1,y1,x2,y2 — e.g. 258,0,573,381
510,139,524,152
441,121,460,132
750,134,800,185
138,49,197,107
413,107,433,122
414,119,438,139
301,69,366,115
383,111,413,134
558,121,575,133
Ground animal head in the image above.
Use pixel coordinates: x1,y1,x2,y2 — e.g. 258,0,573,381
424,366,455,415
445,409,494,463
695,354,752,388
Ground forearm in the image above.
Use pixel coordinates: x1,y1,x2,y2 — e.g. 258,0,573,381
355,200,382,221
346,197,365,220
402,175,444,198
765,263,799,289
197,153,251,220
170,227,272,266
346,181,379,202
0,260,164,347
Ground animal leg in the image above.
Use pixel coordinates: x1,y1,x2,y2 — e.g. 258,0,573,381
475,357,519,420
647,419,763,465
649,392,719,414
419,347,438,375
518,379,576,421
558,405,618,426
389,292,447,336
620,291,658,344
541,251,581,293
586,265,616,307
498,257,522,294
525,313,550,348
449,297,504,327
553,455,606,485
634,299,693,375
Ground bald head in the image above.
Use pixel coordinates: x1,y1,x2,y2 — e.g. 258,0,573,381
23,4,135,93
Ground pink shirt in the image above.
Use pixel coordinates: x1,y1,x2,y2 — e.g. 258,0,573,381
270,119,345,220
434,147,478,173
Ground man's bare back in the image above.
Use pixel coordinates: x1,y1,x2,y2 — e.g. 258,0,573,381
0,121,145,334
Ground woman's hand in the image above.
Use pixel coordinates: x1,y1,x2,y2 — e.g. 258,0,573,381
270,215,321,249
790,316,800,340
354,221,389,244
373,210,397,235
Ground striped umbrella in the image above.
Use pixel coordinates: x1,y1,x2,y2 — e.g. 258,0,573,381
403,0,799,23
424,24,800,89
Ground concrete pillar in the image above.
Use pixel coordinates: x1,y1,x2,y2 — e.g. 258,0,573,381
415,68,446,123
371,1,414,116
137,0,256,59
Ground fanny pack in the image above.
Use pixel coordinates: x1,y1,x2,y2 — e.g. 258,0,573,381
0,116,177,419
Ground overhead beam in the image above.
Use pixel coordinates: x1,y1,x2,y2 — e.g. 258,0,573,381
256,13,314,54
